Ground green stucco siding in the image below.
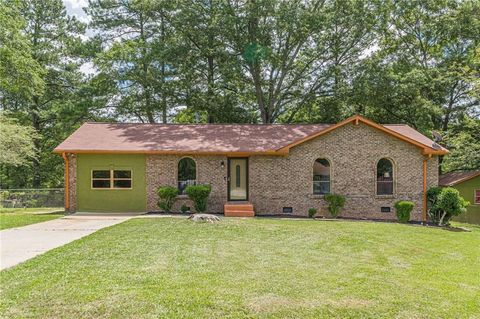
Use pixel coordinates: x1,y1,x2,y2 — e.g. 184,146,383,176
452,176,480,224
77,154,147,212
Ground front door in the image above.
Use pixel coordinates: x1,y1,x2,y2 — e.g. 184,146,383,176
228,158,248,201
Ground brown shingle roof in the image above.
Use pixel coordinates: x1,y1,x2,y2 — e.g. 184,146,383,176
54,123,331,154
54,115,448,155
439,171,480,186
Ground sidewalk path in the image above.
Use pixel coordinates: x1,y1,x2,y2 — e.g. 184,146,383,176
0,214,133,270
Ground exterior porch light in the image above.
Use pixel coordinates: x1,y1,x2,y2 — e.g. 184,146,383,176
221,160,225,168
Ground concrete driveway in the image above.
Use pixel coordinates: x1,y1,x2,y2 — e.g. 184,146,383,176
0,214,133,270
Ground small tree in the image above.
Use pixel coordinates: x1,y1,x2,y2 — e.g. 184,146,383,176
427,187,443,223
436,188,469,226
324,194,345,218
394,200,414,223
157,186,178,213
185,184,212,213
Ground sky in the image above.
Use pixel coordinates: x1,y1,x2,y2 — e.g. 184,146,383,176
63,0,89,24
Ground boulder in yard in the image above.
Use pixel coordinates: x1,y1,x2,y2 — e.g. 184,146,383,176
188,214,221,223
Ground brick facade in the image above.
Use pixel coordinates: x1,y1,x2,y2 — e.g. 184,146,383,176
249,123,438,220
146,155,228,213
68,121,439,220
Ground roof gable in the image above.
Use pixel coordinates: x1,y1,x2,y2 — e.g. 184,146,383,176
276,115,448,155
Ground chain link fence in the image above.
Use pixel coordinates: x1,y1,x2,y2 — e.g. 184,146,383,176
0,189,64,208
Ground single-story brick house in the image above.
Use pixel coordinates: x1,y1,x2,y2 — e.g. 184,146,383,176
54,115,448,221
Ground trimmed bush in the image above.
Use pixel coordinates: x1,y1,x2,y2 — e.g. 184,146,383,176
185,184,212,213
180,204,189,214
157,186,178,213
324,194,345,218
308,208,317,218
394,200,414,223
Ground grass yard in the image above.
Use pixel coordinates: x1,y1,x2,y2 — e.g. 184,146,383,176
0,208,64,230
1,218,479,318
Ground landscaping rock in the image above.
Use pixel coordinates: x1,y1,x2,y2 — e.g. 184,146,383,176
188,214,221,223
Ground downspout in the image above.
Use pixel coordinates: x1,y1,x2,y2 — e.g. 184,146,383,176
422,155,431,224
62,152,69,213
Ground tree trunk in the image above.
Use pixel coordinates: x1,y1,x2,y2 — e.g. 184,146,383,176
439,211,447,226
207,55,215,123
160,12,167,124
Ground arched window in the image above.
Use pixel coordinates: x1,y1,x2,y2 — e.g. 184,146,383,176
377,158,394,195
178,157,196,194
313,158,331,195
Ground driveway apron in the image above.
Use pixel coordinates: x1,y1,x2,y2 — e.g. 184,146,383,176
0,214,133,270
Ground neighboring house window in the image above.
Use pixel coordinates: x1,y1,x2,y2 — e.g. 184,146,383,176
178,157,196,195
92,170,132,189
377,158,394,195
313,158,331,195
475,190,480,204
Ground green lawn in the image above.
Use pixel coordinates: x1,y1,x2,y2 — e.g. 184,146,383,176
1,218,479,318
0,208,64,230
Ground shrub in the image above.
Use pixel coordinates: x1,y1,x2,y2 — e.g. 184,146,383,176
324,194,345,218
157,186,178,213
308,207,317,218
436,187,469,226
185,184,212,213
180,204,189,214
394,200,414,223
427,187,443,223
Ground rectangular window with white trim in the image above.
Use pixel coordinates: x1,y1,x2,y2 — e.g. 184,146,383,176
92,170,132,189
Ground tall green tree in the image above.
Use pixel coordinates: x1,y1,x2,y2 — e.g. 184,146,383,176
168,0,255,123
0,0,43,100
220,0,382,124
1,0,86,187
0,113,37,167
87,0,178,123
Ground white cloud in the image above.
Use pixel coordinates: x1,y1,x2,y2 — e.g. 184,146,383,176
63,0,90,24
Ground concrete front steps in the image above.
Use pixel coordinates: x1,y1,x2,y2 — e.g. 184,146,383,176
224,202,255,217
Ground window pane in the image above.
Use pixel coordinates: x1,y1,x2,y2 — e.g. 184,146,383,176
178,158,196,195
113,180,132,188
235,165,241,187
92,179,110,188
377,158,393,195
313,158,330,194
377,158,393,180
377,181,393,195
313,181,330,195
92,170,110,179
114,170,131,178
178,158,196,181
